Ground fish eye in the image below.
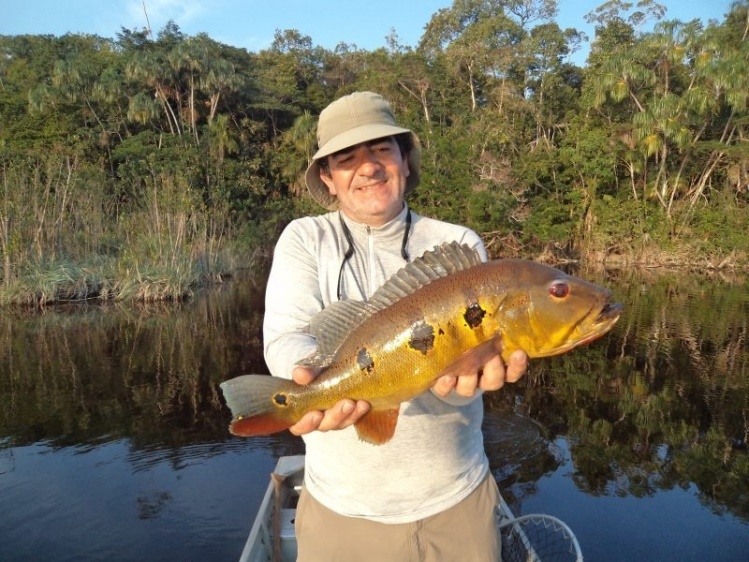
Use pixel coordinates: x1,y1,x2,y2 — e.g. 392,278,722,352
549,282,569,299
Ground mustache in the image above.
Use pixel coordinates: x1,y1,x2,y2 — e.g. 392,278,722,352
354,177,389,189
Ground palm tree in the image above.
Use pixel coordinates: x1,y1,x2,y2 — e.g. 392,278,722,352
207,114,238,163
276,111,316,195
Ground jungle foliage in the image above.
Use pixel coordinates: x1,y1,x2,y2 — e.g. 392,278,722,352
1,0,748,304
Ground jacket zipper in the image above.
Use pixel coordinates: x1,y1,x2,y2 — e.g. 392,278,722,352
366,225,376,297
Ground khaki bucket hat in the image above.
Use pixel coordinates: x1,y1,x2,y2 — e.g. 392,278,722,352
304,91,422,210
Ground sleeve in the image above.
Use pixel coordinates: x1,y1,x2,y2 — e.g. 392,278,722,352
458,228,488,261
262,221,322,380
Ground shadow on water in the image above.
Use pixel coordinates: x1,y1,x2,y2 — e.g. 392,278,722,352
0,268,748,561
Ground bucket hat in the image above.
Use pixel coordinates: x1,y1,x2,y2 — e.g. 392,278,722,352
304,91,421,210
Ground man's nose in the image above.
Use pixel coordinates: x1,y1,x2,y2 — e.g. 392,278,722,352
357,147,382,174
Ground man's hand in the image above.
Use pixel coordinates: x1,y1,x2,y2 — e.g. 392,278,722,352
288,365,371,436
431,350,528,398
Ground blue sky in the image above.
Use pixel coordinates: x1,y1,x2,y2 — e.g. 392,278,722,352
1,0,735,64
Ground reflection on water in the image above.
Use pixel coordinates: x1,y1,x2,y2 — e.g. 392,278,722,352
483,409,560,486
1,437,302,562
0,270,747,561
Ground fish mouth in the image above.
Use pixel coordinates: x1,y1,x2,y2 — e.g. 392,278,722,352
598,301,624,322
576,300,624,346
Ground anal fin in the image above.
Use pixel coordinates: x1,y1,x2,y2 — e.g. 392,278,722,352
354,406,400,445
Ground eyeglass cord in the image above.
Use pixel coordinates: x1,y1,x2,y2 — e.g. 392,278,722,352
336,208,412,301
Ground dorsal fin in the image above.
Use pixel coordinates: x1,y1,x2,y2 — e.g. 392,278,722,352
300,241,482,367
303,300,376,364
368,241,482,310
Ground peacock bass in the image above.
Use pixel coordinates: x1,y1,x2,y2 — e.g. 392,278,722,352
220,242,623,445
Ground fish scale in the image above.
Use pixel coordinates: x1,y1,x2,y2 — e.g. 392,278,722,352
220,241,623,445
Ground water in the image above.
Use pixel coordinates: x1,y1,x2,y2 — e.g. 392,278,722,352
0,269,747,561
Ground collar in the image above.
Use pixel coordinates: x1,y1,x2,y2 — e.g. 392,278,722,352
335,205,413,300
338,204,411,240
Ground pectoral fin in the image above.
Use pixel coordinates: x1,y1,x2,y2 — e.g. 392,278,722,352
354,406,400,445
436,334,503,379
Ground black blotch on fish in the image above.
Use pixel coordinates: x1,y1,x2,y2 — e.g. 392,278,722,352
464,303,486,328
357,347,375,373
409,321,436,355
273,393,288,406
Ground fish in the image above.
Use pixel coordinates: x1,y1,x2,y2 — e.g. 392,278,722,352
220,241,623,445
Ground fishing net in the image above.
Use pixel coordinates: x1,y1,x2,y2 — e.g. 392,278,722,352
499,511,584,562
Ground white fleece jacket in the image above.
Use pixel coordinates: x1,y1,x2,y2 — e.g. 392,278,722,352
263,205,491,523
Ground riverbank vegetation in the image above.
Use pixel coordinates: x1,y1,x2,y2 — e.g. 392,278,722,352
2,0,748,305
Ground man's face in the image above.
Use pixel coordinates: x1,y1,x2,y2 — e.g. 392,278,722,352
320,136,410,227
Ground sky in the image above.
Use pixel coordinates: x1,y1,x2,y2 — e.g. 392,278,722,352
0,0,736,64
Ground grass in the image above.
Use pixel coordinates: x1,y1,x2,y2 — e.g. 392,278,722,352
1,256,202,307
0,232,272,307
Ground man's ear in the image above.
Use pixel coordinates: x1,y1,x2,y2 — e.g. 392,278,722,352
320,170,336,196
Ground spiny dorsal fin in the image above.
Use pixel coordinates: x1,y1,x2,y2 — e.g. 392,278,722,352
301,241,482,366
368,241,482,310
304,299,376,363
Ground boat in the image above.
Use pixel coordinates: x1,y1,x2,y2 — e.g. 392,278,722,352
238,455,583,562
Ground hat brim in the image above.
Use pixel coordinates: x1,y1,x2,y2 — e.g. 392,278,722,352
305,131,422,211
312,123,412,160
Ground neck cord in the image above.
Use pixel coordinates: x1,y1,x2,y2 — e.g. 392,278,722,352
337,212,356,301
400,208,412,261
336,208,412,300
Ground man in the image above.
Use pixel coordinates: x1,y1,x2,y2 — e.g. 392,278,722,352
263,91,528,561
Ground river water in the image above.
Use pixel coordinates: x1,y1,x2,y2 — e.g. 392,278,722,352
0,267,747,561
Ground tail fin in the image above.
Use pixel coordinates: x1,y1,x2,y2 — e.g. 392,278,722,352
219,375,297,437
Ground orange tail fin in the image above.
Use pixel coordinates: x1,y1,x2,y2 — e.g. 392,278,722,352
229,415,292,437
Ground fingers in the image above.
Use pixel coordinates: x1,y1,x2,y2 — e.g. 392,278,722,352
504,350,528,383
455,372,479,397
289,410,324,436
478,354,505,391
433,372,479,398
433,350,530,398
292,365,321,385
318,400,371,431
432,375,457,397
289,365,372,436
289,399,371,436
480,350,528,390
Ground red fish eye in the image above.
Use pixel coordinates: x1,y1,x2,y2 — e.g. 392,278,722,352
549,282,569,299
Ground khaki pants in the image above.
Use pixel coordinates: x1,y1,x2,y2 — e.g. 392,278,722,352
295,473,501,562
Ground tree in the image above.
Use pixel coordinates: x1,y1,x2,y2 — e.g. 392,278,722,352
522,22,585,146
419,0,526,111
586,2,749,230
